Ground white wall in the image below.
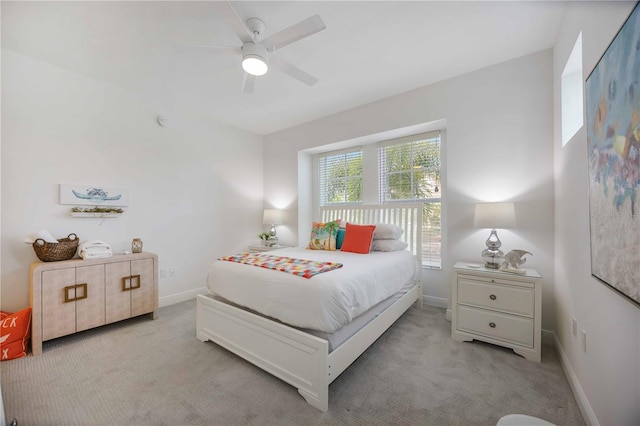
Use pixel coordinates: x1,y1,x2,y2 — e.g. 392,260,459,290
553,2,640,425
264,50,555,324
1,49,264,312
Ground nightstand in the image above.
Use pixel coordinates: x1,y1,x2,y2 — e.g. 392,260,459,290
451,261,542,362
248,245,289,253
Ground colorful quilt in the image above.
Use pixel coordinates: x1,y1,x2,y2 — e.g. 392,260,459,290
220,252,343,279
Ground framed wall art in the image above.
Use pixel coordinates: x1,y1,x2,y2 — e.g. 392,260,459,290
585,2,640,306
59,184,129,207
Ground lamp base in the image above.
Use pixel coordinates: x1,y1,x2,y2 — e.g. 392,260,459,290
481,248,504,270
484,261,501,270
481,228,504,269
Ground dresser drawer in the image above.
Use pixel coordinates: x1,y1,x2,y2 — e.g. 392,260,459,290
457,305,534,347
457,276,534,317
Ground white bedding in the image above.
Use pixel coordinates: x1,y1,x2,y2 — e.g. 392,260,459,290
206,247,417,333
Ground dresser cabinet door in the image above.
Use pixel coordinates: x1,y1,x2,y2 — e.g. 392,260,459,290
131,258,154,317
105,261,132,324
105,259,155,323
76,264,106,332
42,269,76,341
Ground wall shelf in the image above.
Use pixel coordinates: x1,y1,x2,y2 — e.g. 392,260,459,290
70,212,123,218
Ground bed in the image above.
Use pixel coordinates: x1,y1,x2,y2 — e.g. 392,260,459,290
196,204,423,412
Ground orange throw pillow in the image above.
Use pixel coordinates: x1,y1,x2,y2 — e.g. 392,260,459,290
341,223,376,254
0,307,32,361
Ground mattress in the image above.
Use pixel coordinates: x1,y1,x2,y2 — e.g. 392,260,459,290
301,280,414,351
207,247,417,333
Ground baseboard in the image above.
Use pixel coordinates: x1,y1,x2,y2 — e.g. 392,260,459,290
159,287,208,308
551,331,599,426
422,296,450,321
541,328,554,345
423,295,448,309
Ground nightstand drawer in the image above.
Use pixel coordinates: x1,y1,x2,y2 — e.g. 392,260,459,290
457,305,534,347
457,276,534,317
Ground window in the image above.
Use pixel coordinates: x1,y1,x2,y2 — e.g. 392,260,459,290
315,131,442,268
379,132,441,268
561,32,583,147
317,149,363,206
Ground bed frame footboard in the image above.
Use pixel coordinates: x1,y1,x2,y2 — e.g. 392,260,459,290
196,294,330,411
196,282,420,412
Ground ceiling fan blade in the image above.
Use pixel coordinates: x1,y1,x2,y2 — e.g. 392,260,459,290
270,57,318,86
242,73,256,93
174,44,241,55
218,1,253,44
261,15,325,51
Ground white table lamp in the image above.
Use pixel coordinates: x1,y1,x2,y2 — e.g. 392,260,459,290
474,202,516,269
263,209,283,246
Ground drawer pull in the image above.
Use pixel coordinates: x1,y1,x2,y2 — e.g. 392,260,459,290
122,275,142,291
489,322,496,328
489,294,497,300
64,283,88,303
130,275,141,290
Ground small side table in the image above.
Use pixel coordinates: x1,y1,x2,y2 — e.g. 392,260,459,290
248,245,289,253
451,261,542,362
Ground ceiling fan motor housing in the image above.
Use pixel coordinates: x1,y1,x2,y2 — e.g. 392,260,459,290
246,17,266,38
242,42,269,75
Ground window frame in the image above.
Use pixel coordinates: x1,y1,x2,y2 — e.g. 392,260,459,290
316,147,364,208
377,131,442,269
313,130,443,269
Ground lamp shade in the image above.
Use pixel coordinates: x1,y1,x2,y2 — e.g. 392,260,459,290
473,202,516,229
262,209,283,225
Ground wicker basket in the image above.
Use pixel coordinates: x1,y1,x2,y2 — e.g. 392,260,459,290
32,233,79,262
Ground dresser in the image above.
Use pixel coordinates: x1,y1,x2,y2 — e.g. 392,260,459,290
451,261,542,362
30,252,158,355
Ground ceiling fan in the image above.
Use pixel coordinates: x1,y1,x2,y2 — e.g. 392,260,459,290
189,1,326,93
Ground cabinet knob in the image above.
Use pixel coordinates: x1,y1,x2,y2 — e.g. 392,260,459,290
489,322,496,328
489,294,497,300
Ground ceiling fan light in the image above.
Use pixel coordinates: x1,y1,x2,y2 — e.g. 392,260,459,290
241,42,269,76
242,56,268,76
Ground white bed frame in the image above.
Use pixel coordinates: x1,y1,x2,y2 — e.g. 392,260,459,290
196,204,423,412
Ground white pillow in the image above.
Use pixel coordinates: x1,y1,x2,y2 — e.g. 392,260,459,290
371,239,408,252
372,223,403,240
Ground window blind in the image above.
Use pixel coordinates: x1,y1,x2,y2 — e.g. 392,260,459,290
317,148,363,207
378,132,442,267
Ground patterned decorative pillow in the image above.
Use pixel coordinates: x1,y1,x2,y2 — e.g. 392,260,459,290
307,220,342,251
1,307,32,361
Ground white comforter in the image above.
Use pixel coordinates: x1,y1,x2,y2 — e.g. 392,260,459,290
207,247,417,333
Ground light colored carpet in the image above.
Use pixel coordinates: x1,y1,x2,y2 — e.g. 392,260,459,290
1,300,584,425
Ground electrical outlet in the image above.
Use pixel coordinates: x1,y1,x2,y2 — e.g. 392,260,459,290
159,269,167,279
572,317,577,337
169,267,176,278
581,330,587,353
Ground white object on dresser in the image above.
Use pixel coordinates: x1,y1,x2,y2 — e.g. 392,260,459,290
451,261,542,362
247,244,289,253
30,252,158,355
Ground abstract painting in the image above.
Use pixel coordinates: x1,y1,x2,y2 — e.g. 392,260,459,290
585,3,640,306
